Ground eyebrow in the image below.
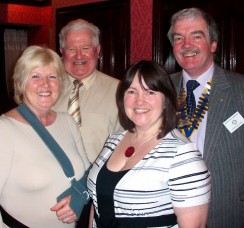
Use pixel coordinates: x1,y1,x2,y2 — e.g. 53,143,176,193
191,30,206,36
173,30,206,37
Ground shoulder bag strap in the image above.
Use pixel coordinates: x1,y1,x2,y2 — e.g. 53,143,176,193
16,103,74,179
16,103,90,218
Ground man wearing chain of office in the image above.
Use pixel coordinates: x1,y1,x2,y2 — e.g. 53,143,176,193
167,7,244,228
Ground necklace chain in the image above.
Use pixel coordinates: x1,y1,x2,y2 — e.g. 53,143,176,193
136,133,158,150
125,132,158,157
177,79,212,138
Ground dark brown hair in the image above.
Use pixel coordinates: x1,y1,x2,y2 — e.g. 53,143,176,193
117,60,177,139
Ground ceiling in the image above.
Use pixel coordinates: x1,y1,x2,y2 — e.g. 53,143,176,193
0,0,51,7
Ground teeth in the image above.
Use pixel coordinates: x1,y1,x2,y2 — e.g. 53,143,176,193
184,52,197,57
134,109,149,113
37,92,51,96
183,51,197,57
73,61,86,65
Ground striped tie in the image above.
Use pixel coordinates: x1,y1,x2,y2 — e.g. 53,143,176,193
68,80,83,127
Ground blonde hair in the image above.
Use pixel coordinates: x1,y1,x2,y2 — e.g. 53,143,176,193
13,45,66,104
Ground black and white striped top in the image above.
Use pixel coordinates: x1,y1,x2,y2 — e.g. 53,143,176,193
87,129,211,228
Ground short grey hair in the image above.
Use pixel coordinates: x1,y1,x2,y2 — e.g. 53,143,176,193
167,8,219,45
59,19,100,48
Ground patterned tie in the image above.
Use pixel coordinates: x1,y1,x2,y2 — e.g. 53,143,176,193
186,80,200,118
68,80,83,127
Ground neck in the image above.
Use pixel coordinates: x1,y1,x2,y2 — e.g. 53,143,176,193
38,111,55,126
133,125,160,137
28,107,54,126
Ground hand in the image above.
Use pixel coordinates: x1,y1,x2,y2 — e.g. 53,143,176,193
51,195,78,224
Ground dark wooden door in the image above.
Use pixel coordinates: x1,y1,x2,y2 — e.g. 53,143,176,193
153,0,244,75
0,24,27,114
56,0,130,80
0,26,8,114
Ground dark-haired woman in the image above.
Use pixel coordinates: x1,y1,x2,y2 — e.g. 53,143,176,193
87,60,211,228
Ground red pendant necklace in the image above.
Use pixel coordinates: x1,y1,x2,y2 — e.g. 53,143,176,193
125,146,135,157
125,133,158,157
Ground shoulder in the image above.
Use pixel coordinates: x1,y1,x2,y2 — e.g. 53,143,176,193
55,112,77,127
101,131,125,152
0,114,12,128
90,71,120,98
169,71,182,89
227,71,244,85
2,108,28,124
170,129,191,143
0,109,25,128
162,129,199,155
96,70,120,85
54,112,81,139
170,71,182,77
170,71,182,80
106,131,125,143
163,129,191,144
91,132,125,168
214,65,244,85
56,112,72,120
213,66,244,106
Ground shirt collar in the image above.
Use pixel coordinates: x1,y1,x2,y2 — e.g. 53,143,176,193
182,63,214,88
68,70,97,90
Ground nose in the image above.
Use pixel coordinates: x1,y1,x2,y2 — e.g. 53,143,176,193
182,37,192,48
75,49,82,59
135,93,145,105
41,77,50,87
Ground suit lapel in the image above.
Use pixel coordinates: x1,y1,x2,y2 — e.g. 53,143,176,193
203,65,232,162
170,71,182,93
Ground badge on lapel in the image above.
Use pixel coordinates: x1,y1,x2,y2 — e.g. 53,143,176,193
223,111,244,133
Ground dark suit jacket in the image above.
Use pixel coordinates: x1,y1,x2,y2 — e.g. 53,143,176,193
170,64,244,228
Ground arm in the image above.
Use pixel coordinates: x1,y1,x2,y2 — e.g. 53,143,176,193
174,203,209,228
88,204,94,228
169,139,211,228
0,121,14,227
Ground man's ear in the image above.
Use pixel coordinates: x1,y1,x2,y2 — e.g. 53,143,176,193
211,41,217,53
97,45,101,55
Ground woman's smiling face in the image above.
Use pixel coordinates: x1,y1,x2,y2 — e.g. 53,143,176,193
23,64,60,113
124,73,165,130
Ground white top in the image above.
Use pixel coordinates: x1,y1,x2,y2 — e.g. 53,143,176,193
0,112,90,228
87,129,211,227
